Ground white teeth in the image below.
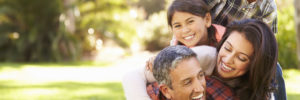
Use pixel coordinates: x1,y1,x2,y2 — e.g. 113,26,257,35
222,63,233,71
192,93,203,99
184,35,194,40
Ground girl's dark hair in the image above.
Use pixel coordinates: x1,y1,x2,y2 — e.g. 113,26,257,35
217,19,278,100
167,0,218,46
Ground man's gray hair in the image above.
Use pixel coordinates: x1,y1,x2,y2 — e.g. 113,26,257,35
153,45,196,89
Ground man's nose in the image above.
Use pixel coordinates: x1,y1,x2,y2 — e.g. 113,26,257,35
193,80,205,92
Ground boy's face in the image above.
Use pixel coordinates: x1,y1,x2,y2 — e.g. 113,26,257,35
161,57,206,100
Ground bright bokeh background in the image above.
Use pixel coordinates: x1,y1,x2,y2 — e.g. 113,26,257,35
0,0,299,99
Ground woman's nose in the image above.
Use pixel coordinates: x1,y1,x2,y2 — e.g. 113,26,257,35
223,53,234,64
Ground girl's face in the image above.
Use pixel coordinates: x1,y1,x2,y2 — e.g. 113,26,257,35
171,11,211,47
216,31,254,79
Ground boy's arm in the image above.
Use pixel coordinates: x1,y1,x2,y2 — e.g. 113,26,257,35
122,67,152,100
259,0,278,33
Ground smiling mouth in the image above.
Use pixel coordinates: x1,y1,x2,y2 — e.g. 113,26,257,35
192,93,203,100
220,62,234,72
184,34,195,40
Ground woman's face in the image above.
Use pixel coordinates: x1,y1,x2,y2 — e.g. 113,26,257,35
216,31,254,79
171,11,211,47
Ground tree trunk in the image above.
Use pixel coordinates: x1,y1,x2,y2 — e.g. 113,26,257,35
63,0,76,34
295,0,300,69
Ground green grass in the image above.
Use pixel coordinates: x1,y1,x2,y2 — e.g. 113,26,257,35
0,62,299,100
283,69,300,100
0,81,125,100
0,61,113,69
0,62,125,100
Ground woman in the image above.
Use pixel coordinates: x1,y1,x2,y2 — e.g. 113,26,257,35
213,19,277,99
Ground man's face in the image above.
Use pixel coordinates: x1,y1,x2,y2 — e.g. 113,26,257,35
162,57,206,100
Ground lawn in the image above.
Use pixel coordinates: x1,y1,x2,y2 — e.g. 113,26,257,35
0,81,124,100
0,62,125,100
283,69,300,100
0,63,299,100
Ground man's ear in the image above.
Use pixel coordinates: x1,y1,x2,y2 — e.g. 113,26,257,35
159,84,172,99
204,13,212,28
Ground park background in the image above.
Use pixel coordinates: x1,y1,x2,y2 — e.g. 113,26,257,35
0,0,299,99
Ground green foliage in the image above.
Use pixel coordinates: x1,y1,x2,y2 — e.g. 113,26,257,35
76,0,136,50
141,11,172,51
0,0,80,62
276,6,298,69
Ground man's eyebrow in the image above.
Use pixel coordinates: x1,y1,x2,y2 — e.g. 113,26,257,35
180,70,204,82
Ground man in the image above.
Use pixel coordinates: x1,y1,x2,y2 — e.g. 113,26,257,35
204,0,278,33
150,45,236,100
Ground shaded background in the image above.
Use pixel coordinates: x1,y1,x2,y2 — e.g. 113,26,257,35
0,0,299,100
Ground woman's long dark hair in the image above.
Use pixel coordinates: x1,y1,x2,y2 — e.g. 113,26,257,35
167,0,218,46
217,19,278,100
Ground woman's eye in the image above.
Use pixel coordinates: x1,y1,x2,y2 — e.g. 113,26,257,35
188,20,194,24
238,56,247,62
224,46,231,52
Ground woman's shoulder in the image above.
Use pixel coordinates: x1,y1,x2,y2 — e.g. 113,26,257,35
205,76,239,100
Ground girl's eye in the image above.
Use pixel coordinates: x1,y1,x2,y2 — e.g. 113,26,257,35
188,20,194,24
174,25,181,28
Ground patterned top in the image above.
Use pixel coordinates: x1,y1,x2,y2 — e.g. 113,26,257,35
204,0,277,33
146,76,239,100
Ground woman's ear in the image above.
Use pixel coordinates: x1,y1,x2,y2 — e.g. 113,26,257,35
204,13,212,28
159,84,172,99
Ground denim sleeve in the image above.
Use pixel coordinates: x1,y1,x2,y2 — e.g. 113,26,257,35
274,63,287,100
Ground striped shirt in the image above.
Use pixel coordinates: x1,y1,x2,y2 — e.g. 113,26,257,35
205,0,277,33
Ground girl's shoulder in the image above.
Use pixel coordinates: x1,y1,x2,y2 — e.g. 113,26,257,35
212,24,226,42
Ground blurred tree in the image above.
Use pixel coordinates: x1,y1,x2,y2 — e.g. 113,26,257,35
137,0,166,19
295,0,300,69
277,6,298,69
0,0,80,62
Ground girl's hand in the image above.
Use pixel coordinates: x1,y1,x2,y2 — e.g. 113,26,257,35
170,35,178,46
